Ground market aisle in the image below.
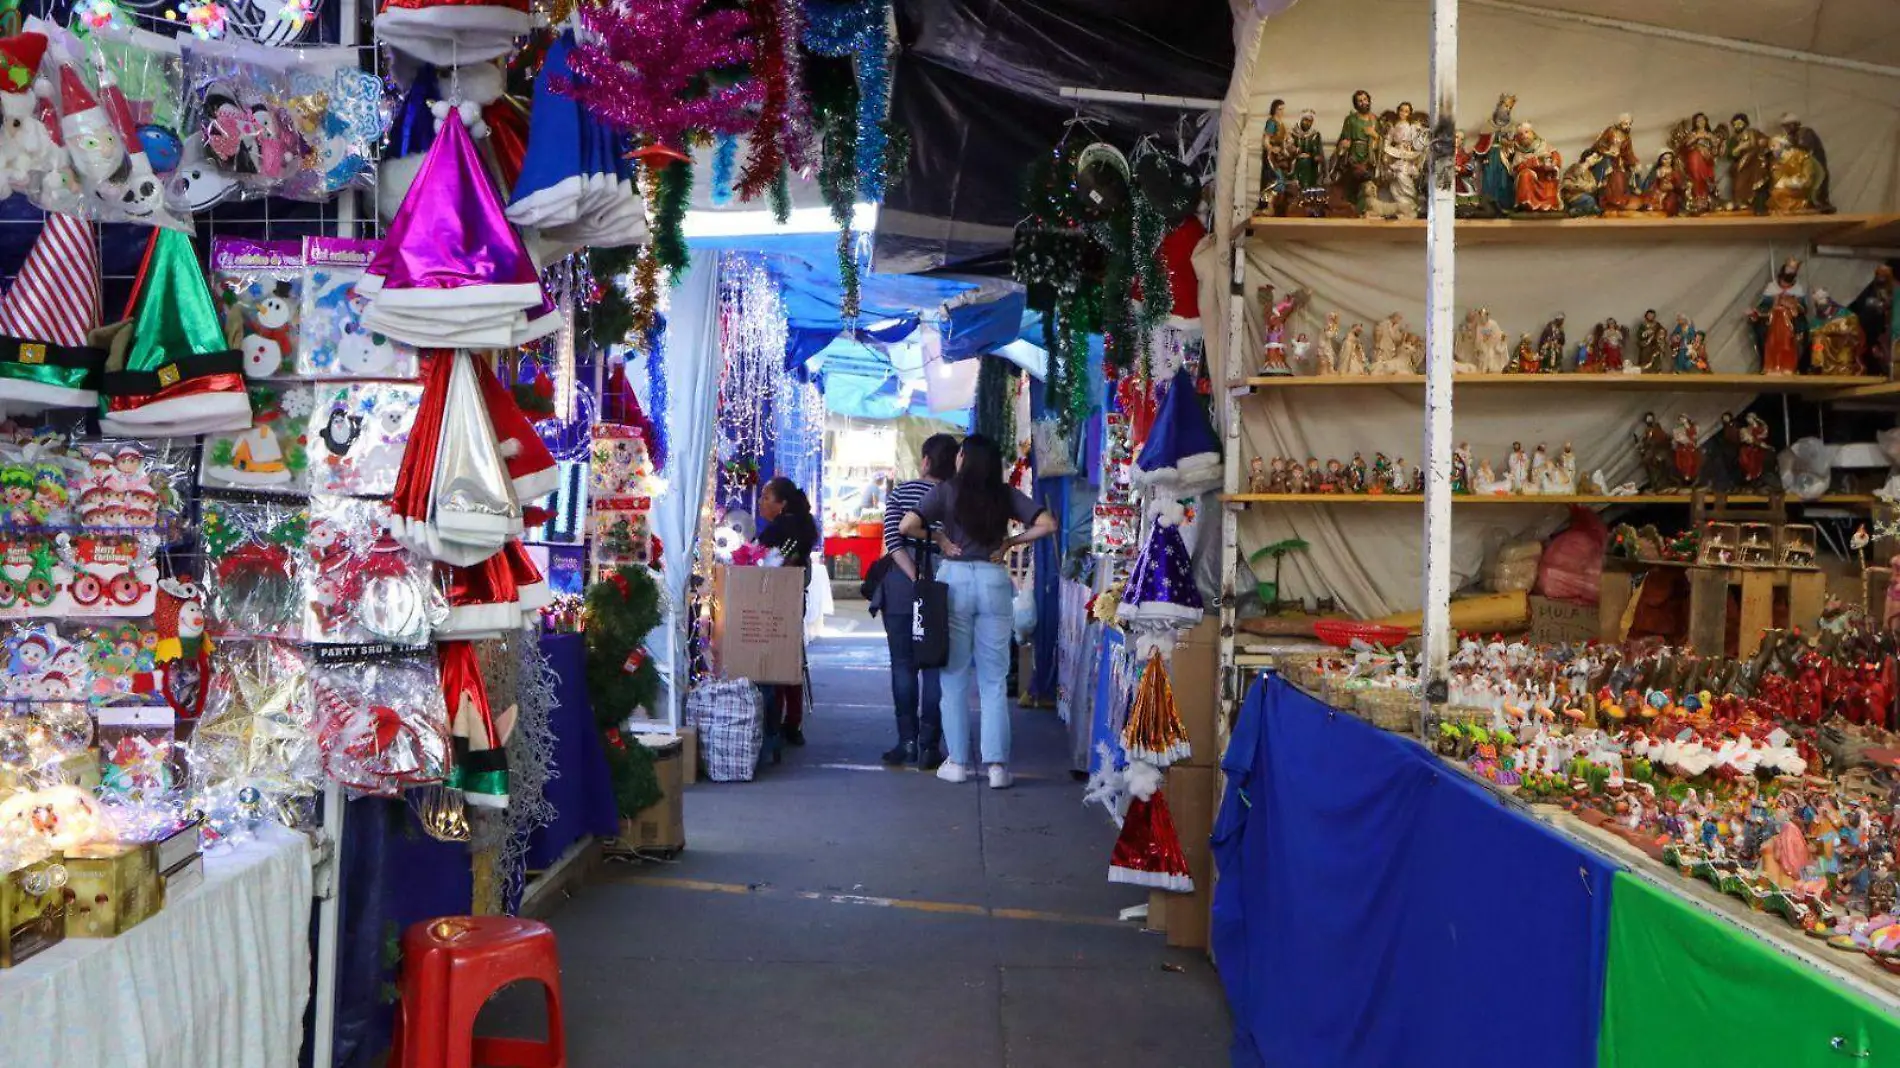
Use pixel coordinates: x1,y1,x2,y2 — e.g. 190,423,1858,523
491,603,1231,1067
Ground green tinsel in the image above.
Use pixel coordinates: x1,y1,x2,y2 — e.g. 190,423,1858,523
584,565,665,817
653,160,694,284
588,244,641,350
769,163,792,223
974,357,1020,444
1130,183,1171,363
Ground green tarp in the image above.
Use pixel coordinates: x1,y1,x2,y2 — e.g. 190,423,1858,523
1599,872,1900,1066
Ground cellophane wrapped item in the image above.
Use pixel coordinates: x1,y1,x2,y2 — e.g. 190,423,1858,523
37,24,190,230
302,495,442,646
187,638,320,818
201,495,309,639
311,650,449,796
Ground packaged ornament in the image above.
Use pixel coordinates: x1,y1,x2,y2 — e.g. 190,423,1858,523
281,54,385,201
201,496,308,639
200,383,314,493
303,495,441,645
1,625,84,699
54,529,161,617
312,649,450,796
152,573,210,718
41,28,186,229
72,621,158,700
211,237,303,380
0,439,78,531
189,638,319,803
71,441,177,533
296,238,419,379
0,28,77,212
305,381,423,495
178,38,304,206
96,702,175,795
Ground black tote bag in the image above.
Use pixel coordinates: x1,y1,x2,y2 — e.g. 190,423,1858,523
911,551,950,669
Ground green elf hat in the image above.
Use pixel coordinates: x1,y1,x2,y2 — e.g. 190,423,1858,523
98,228,252,437
0,210,106,413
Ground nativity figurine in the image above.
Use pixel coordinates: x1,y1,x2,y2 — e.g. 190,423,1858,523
1738,412,1776,492
1588,113,1641,214
1454,309,1480,370
1673,414,1703,487
1506,442,1530,493
1473,93,1519,217
1336,90,1380,213
1851,264,1894,376
1596,318,1627,373
1561,151,1603,217
1537,314,1567,373
1512,333,1540,374
1670,112,1725,215
1248,456,1272,494
1314,312,1341,375
1367,101,1426,219
1509,122,1563,215
1642,150,1687,217
1257,99,1294,214
1474,458,1509,496
1473,308,1510,373
1452,131,1485,217
1637,412,1674,491
1809,290,1866,376
1724,113,1774,214
1749,257,1808,375
1287,109,1326,194
1636,309,1668,373
1451,442,1471,494
1370,312,1410,375
1347,452,1368,494
1338,322,1368,375
1767,113,1832,215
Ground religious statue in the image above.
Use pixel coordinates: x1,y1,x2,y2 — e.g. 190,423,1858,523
1398,330,1426,374
1670,112,1725,214
1258,98,1293,213
1672,414,1702,487
1452,131,1485,216
1347,452,1368,494
1315,312,1340,375
1636,310,1668,373
1809,289,1866,376
1288,109,1325,192
1509,122,1563,214
1506,442,1530,494
1738,412,1776,492
1338,322,1368,375
1512,334,1540,374
1637,412,1674,490
1337,89,1380,212
1388,456,1412,493
1451,442,1471,494
1642,151,1687,216
1474,93,1518,215
1724,113,1774,214
1597,318,1627,373
1369,101,1426,219
1689,329,1712,373
1322,459,1345,493
1748,257,1808,375
1537,314,1567,373
1851,264,1895,376
1770,113,1832,214
1574,334,1601,374
1560,151,1602,216
1473,458,1508,496
1258,285,1310,375
1703,412,1742,491
1670,315,1702,373
1370,312,1409,375
1528,444,1550,493
1589,113,1641,213
1248,456,1271,494
1368,452,1391,494
1454,309,1480,370
1474,308,1510,374
1549,442,1579,495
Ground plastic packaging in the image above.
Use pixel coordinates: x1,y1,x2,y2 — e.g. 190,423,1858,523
1535,506,1609,604
200,382,315,494
297,238,420,379
303,495,441,645
305,382,424,496
177,38,303,207
311,651,450,795
40,27,188,229
211,237,303,380
1486,539,1543,593
1780,436,1831,501
281,55,385,201
201,496,309,639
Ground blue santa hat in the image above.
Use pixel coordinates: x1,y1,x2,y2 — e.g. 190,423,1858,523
1134,365,1222,496
1116,501,1205,628
508,31,646,251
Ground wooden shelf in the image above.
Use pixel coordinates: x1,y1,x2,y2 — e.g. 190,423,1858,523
1243,213,1900,247
1238,372,1879,393
1222,492,1878,507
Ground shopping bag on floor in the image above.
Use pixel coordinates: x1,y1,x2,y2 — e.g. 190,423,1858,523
912,552,949,669
685,678,764,782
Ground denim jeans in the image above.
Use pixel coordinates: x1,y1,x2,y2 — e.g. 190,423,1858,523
881,565,942,752
938,560,1015,766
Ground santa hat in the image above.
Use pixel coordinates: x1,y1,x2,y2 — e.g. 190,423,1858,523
435,551,521,640
1158,218,1206,322
0,33,47,93
507,31,647,250
97,229,252,436
376,65,441,222
390,350,521,565
1119,648,1192,767
470,350,558,503
0,212,105,412
1107,763,1194,892
1116,503,1205,629
359,112,553,349
374,0,530,66
1133,365,1221,495
438,639,515,809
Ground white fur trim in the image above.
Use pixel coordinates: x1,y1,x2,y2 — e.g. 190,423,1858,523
1108,865,1194,892
1125,741,1194,767
357,278,544,308
373,6,530,65
437,597,521,639
515,577,550,613
1128,602,1205,627
1134,451,1222,492
512,465,558,504
100,392,253,435
461,789,511,809
0,381,96,412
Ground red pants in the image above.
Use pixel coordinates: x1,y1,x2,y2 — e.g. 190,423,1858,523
770,685,803,732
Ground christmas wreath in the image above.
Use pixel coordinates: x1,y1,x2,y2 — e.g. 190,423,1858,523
584,565,665,817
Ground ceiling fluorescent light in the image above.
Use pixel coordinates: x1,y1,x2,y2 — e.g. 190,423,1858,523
681,202,880,238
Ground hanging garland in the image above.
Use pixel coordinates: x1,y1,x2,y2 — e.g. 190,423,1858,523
803,0,894,201
643,316,669,473
1014,139,1104,434
651,158,695,283
1129,174,1171,369
583,565,665,818
586,243,641,349
810,62,864,318
555,0,761,161
710,132,739,205
737,0,813,202
974,356,1019,445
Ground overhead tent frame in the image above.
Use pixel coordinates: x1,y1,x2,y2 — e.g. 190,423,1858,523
1206,0,1900,1022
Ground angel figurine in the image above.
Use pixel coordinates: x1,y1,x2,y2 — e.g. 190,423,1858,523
1669,112,1726,214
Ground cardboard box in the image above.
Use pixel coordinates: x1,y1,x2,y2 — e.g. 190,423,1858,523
1529,595,1597,644
63,841,162,937
1,857,66,967
161,854,205,900
620,736,685,854
712,565,806,684
1164,764,1216,951
1169,615,1220,768
679,726,699,786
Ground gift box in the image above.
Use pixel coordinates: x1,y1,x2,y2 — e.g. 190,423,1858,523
161,853,204,900
62,840,162,937
1,857,67,966
152,819,203,875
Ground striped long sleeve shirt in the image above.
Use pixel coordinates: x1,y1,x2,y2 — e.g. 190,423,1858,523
882,478,937,557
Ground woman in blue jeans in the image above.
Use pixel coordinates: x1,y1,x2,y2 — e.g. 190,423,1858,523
899,435,1056,789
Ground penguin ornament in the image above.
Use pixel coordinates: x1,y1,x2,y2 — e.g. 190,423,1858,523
320,403,363,456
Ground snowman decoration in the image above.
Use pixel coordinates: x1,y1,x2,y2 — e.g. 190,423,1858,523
239,282,295,378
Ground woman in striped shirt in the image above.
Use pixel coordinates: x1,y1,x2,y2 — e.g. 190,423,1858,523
878,433,960,767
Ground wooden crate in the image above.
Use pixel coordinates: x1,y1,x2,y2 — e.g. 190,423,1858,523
1686,566,1826,658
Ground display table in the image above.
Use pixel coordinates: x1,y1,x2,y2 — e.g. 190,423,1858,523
822,534,882,579
0,824,313,1068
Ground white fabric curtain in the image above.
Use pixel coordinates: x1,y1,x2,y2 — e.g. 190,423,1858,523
654,249,723,726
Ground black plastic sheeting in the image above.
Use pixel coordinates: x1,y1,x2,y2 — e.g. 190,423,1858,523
876,0,1234,274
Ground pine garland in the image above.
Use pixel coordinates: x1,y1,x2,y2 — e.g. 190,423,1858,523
652,159,694,283
737,0,812,201
584,565,666,817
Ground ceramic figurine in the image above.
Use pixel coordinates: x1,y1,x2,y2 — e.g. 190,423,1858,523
1672,414,1702,487
1452,131,1485,216
1670,315,1702,373
1560,151,1603,216
1512,334,1540,373
1474,458,1508,496
1588,113,1641,213
1738,413,1776,491
1288,109,1325,192
1703,412,1742,491
1369,452,1391,493
1347,452,1368,494
1314,312,1340,375
1687,329,1713,373
1451,442,1471,494
1637,412,1674,491
1399,329,1426,374
1528,444,1550,493
1323,459,1345,492
1454,309,1480,369
1304,458,1322,492
1473,93,1518,216
1767,113,1832,215
1636,310,1668,373
1574,333,1601,374
1750,258,1809,375
1850,264,1894,375
1537,314,1566,373
1642,151,1687,216
1370,312,1408,375
1507,442,1530,493
1808,290,1866,376
1338,322,1368,375
1551,443,1579,495
1597,318,1627,373
1367,101,1426,219
1248,456,1271,494
1388,456,1411,492
1336,89,1380,212
1258,99,1292,213
1287,459,1307,494
1509,123,1563,214
1670,113,1724,214
1724,113,1775,214
1474,309,1510,374
1258,285,1310,375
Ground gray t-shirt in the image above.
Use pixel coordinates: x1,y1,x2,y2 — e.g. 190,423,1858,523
912,483,1044,560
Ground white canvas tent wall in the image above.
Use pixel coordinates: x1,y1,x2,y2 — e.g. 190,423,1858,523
1201,0,1900,622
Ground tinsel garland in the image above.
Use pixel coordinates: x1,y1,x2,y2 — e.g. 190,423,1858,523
813,75,863,318
975,357,1019,445
803,0,894,200
768,164,792,223
652,160,694,283
643,317,669,473
1130,185,1171,365
737,0,812,202
710,133,738,205
584,565,665,818
555,0,761,157
1015,140,1105,433
629,246,664,340
587,243,641,349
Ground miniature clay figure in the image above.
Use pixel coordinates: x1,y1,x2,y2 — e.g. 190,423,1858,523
1808,289,1866,376
1474,308,1510,374
1670,112,1724,214
1561,151,1603,216
1347,452,1368,494
1749,257,1809,375
1537,314,1567,373
1635,310,1667,373
1598,318,1627,372
1512,334,1539,374
1638,412,1673,491
1338,322,1368,375
1315,312,1340,375
1768,113,1831,215
1672,414,1702,487
1509,122,1562,214
1507,442,1530,493
1724,113,1774,214
1474,93,1518,215
1451,442,1470,494
1336,90,1379,212
1738,412,1776,491
1248,456,1271,494
1643,151,1686,216
1288,109,1325,192
1589,113,1641,213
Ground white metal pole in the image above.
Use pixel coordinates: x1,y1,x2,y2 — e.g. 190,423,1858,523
1420,0,1458,700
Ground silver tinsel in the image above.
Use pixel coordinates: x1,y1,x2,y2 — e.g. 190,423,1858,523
463,633,560,910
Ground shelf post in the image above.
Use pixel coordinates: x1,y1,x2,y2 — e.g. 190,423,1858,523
1421,0,1459,703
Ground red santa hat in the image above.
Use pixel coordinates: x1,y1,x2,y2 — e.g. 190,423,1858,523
439,639,514,808
389,350,520,565
471,351,558,503
500,539,548,622
1107,789,1195,893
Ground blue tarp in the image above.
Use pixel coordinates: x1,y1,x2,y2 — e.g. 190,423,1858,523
1212,674,1615,1068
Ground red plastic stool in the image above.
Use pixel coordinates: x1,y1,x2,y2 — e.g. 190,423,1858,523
394,915,566,1068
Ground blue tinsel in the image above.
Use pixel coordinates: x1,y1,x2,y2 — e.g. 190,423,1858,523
710,134,739,206
803,0,893,201
645,317,669,474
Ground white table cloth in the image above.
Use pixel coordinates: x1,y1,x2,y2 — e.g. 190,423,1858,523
0,824,313,1068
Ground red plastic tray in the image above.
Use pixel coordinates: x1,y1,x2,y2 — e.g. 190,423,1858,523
1312,619,1411,649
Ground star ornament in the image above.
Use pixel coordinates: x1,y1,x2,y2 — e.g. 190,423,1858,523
189,640,318,798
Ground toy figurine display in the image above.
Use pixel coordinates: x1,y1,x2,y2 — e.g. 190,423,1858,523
1509,123,1563,214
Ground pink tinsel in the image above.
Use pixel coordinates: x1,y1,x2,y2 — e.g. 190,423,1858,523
556,0,763,155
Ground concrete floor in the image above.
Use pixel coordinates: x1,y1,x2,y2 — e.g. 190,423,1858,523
489,604,1233,1067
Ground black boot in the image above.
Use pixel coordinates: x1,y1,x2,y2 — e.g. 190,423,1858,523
784,726,807,747
881,741,918,765
917,747,944,770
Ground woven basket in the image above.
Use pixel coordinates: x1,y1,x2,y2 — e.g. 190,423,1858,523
1354,688,1418,733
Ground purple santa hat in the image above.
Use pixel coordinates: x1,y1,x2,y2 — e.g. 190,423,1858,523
1116,501,1205,628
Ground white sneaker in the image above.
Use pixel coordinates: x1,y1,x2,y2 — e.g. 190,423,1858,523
988,765,1013,790
936,761,969,784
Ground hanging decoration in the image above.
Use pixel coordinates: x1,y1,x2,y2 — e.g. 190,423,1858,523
803,0,894,200
717,257,786,503
1129,151,1173,369
644,318,669,473
582,565,664,817
651,158,694,282
710,132,739,206
1014,139,1103,436
737,0,812,202
974,357,1020,446
555,0,761,164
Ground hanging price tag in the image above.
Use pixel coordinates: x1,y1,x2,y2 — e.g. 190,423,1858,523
623,648,648,675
